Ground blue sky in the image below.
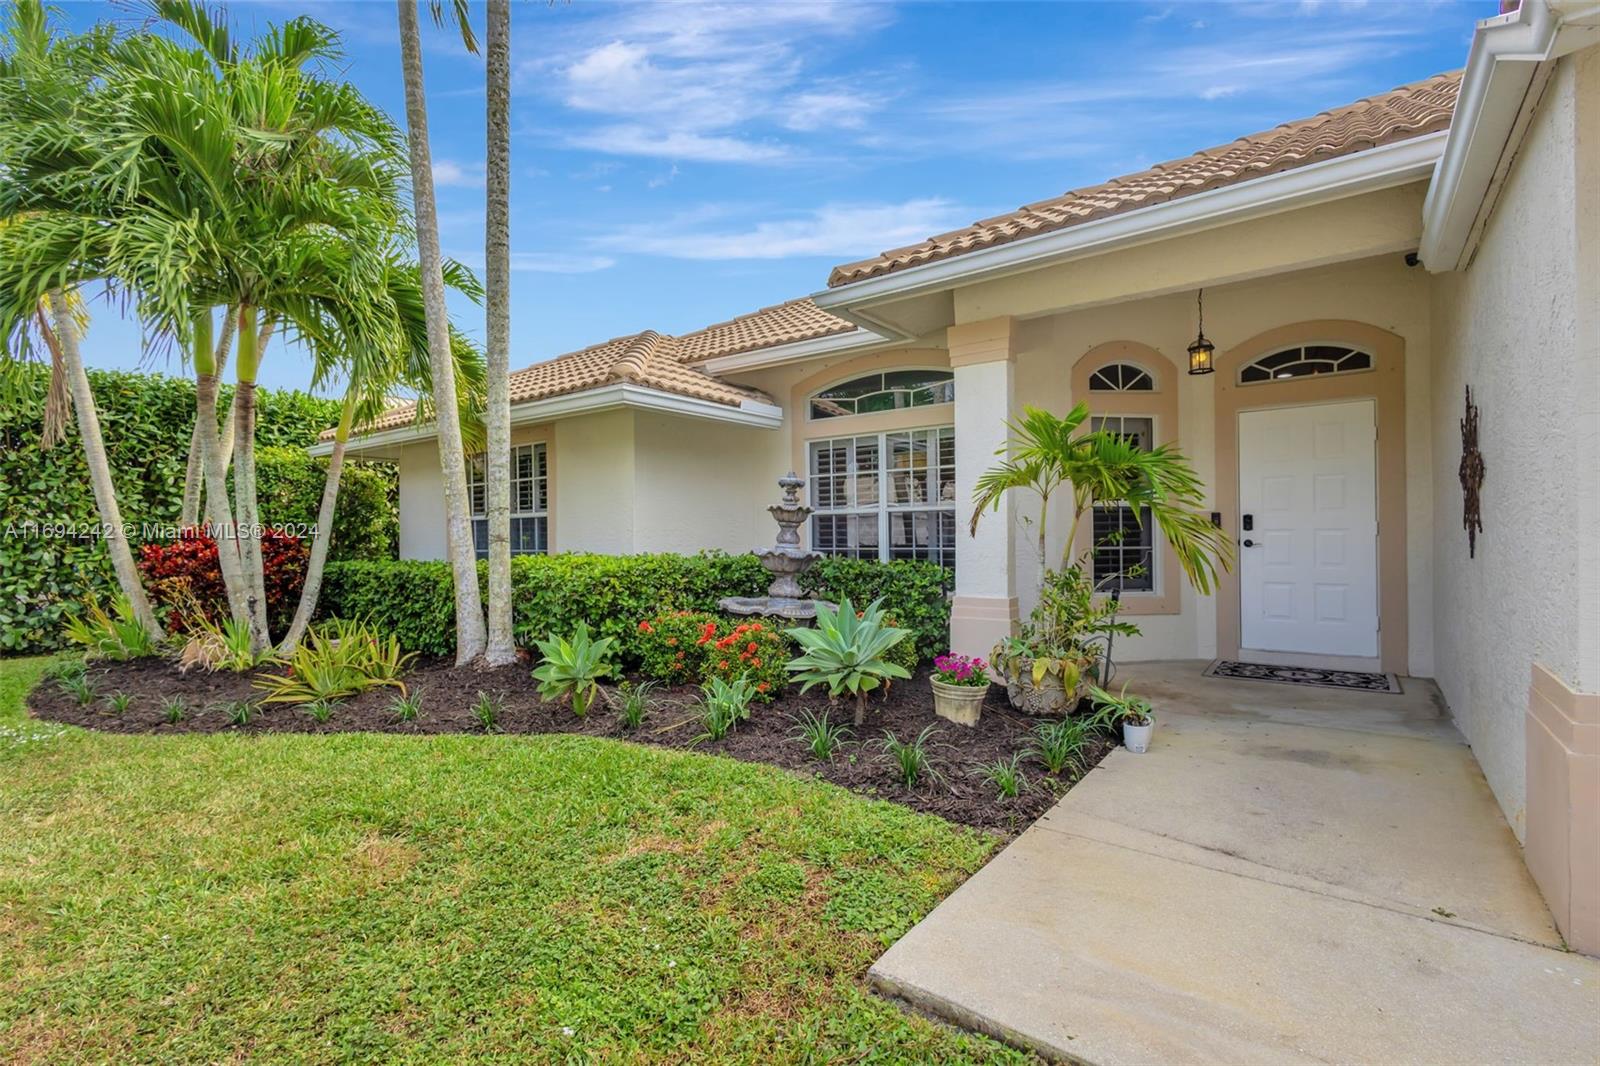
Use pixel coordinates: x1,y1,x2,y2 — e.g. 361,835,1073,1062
58,0,1489,393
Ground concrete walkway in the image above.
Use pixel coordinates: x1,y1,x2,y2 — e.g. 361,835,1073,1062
871,662,1600,1064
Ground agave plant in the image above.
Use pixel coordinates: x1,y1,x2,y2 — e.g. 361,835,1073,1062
785,597,911,726
531,622,616,718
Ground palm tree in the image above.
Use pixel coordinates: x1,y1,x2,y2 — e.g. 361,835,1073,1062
483,0,515,666
971,402,1233,594
0,0,164,640
397,0,488,665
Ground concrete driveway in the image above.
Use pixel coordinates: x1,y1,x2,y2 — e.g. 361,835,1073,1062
870,662,1600,1064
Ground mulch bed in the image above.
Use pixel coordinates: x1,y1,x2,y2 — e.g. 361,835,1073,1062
27,657,1116,834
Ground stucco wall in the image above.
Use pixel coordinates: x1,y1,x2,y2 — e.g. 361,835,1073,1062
396,441,447,561
1429,48,1598,839
993,253,1436,670
551,410,635,554
631,410,789,554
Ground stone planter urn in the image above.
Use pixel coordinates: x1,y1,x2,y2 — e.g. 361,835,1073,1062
992,651,1097,717
931,677,988,727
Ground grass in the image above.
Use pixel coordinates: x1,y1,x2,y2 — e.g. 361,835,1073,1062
0,656,1022,1064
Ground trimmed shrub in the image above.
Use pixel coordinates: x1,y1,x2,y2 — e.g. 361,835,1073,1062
0,366,396,652
636,611,790,698
636,610,719,684
137,528,308,633
319,552,950,663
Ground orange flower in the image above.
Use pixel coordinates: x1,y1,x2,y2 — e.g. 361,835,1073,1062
719,659,729,670
751,658,762,667
638,620,653,633
746,641,758,654
756,682,769,693
666,636,678,646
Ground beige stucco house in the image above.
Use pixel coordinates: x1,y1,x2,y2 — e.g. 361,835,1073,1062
321,2,1598,953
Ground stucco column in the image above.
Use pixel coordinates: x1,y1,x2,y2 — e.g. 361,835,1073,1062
949,317,1019,660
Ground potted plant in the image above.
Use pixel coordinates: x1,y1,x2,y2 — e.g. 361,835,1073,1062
1087,682,1156,753
929,652,989,726
971,403,1232,716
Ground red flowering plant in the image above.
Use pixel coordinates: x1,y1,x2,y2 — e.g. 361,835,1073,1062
635,610,791,699
137,527,308,633
930,653,990,688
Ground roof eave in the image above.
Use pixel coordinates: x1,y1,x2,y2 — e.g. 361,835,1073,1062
698,326,893,374
815,132,1447,312
312,383,782,456
1418,0,1599,272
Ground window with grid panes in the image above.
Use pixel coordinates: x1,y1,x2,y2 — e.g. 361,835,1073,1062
808,427,955,570
467,442,548,559
1089,415,1155,592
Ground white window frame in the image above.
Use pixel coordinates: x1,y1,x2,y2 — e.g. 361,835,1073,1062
807,426,956,569
805,366,955,422
467,442,549,558
1089,414,1158,595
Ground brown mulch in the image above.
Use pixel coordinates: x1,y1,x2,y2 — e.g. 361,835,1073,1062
27,657,1115,835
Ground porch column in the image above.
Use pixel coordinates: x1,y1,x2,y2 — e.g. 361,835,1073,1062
949,317,1019,660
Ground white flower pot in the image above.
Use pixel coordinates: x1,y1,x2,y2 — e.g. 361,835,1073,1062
1122,719,1154,753
931,678,988,727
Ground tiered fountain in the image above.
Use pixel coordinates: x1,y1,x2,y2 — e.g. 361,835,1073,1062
719,472,834,622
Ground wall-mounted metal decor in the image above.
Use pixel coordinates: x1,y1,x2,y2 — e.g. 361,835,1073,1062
1458,385,1485,558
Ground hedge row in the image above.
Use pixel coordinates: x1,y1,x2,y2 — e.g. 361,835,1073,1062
0,366,397,653
319,552,952,663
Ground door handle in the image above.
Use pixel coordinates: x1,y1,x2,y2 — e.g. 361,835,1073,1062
1242,539,1257,548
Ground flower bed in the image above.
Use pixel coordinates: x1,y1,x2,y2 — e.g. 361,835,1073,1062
27,657,1116,834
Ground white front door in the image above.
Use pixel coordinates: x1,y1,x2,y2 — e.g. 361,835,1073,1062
1238,399,1378,658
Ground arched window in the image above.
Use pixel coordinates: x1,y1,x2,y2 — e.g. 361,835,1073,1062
808,369,954,420
1088,362,1154,392
1239,345,1372,384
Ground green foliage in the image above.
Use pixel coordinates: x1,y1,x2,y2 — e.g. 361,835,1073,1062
161,697,187,724
696,675,757,743
785,597,912,725
222,699,255,726
974,754,1026,799
389,690,423,723
0,366,397,653
61,596,159,660
255,445,395,562
788,709,853,761
317,553,949,663
253,619,414,704
531,622,616,718
471,691,502,733
1030,718,1094,775
636,612,789,698
103,690,133,715
879,726,944,790
58,672,95,705
177,615,262,673
617,680,653,730
302,699,337,724
1086,682,1155,728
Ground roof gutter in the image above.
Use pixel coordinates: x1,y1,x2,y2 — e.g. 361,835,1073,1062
814,131,1447,311
312,383,782,456
1418,0,1600,272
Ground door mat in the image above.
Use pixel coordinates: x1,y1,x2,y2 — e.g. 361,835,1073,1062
1203,659,1401,694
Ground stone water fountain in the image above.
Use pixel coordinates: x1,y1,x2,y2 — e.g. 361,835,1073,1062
719,472,835,622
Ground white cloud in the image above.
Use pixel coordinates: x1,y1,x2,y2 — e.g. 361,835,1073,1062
591,199,970,260
448,249,616,274
568,126,790,164
431,159,485,188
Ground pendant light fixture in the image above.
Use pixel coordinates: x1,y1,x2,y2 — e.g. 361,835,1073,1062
1187,289,1216,376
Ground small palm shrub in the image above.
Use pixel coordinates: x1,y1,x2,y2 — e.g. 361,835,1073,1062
697,676,757,743
177,615,261,673
103,691,133,715
788,709,852,761
472,691,502,733
532,622,615,718
1031,718,1093,775
62,596,157,661
389,691,423,723
617,681,654,730
785,597,912,726
880,726,943,789
975,754,1027,799
161,697,187,724
1086,682,1155,729
254,620,414,705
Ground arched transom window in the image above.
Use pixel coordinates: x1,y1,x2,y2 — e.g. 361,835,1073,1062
808,369,954,420
1239,344,1372,384
1088,362,1154,392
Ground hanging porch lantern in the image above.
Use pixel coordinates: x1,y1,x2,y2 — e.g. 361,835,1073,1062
1187,289,1215,376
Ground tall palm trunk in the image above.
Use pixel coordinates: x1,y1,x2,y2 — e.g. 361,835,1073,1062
192,308,250,626
483,0,515,666
230,303,272,653
180,306,236,528
397,0,487,665
48,289,164,640
277,391,354,655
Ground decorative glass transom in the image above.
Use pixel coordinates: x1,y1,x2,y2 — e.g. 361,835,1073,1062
1088,363,1154,392
1239,345,1372,384
809,369,954,420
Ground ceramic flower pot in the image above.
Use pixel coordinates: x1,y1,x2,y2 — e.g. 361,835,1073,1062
1122,718,1154,753
931,677,988,727
994,656,1091,717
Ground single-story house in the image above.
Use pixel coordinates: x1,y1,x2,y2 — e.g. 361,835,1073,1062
319,2,1598,952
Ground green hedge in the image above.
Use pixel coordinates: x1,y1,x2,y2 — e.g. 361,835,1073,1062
0,366,397,653
319,552,952,663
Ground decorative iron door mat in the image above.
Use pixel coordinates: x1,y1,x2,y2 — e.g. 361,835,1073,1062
1203,660,1401,694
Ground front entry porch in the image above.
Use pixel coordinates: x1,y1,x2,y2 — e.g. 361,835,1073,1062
869,663,1600,1064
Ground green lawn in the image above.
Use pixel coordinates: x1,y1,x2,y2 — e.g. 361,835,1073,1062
0,656,1024,1064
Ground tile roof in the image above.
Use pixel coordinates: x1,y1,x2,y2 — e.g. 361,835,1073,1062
674,297,857,362
827,71,1464,288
